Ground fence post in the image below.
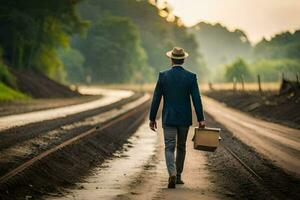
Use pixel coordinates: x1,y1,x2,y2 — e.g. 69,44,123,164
241,75,245,91
281,72,285,81
208,82,213,90
233,77,237,91
296,73,299,84
257,74,262,93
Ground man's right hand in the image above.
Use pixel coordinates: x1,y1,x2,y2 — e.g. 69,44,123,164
198,120,206,129
149,120,157,131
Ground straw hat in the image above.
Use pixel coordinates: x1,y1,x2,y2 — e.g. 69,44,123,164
166,47,189,59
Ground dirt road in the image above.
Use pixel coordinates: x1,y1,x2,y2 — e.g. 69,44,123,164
43,95,300,200
45,117,223,200
0,88,133,131
2,89,299,199
202,96,300,177
0,88,149,200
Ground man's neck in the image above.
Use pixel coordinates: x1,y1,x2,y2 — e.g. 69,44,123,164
172,64,183,68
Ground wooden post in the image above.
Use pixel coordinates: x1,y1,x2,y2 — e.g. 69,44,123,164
208,82,213,90
233,77,237,91
281,72,285,81
296,73,299,83
241,75,245,91
257,74,262,93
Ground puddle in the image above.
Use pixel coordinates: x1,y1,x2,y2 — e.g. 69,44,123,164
45,119,158,200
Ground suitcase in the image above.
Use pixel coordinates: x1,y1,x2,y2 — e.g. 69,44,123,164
193,127,221,152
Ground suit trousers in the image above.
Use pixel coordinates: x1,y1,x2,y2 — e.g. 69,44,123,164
162,124,189,177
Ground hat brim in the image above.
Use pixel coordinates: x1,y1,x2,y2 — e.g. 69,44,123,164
166,51,189,59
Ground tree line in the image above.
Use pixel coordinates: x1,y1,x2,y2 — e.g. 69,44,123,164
0,0,206,86
190,22,300,82
0,0,87,83
0,0,298,87
66,0,205,83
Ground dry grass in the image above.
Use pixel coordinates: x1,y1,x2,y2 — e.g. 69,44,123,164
98,82,280,93
200,82,280,92
94,83,155,93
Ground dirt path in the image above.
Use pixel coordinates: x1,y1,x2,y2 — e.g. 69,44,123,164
204,90,300,129
123,118,223,200
45,115,224,200
0,95,100,117
0,93,149,200
0,94,149,177
202,96,300,177
0,88,133,131
39,97,300,200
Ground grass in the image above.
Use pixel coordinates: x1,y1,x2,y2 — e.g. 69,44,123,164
0,62,17,88
94,82,280,93
200,82,280,92
0,82,30,101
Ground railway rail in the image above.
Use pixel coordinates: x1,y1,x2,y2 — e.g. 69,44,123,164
0,92,143,151
224,146,263,181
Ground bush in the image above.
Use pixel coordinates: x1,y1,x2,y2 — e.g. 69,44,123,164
225,58,252,82
58,47,85,83
251,59,300,82
0,48,17,88
0,82,28,101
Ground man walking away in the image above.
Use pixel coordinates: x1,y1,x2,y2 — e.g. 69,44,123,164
149,47,205,189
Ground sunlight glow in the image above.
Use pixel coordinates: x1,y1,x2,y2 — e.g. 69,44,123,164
164,0,300,43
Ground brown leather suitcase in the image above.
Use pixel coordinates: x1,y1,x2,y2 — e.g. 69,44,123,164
193,127,221,152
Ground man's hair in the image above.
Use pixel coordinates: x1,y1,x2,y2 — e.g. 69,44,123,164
172,58,185,65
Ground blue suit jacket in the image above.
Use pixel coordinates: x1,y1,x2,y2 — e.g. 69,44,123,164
149,65,204,126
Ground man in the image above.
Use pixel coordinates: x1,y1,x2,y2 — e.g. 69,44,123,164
149,47,205,189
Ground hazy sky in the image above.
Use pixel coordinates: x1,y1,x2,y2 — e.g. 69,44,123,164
165,0,300,43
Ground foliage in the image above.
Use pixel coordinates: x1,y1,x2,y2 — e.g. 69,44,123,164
251,30,300,82
0,62,16,88
251,59,300,82
254,30,300,60
211,28,300,82
58,47,85,83
74,13,151,83
225,58,252,82
0,47,16,88
75,0,206,81
0,0,206,84
190,22,252,71
0,0,88,81
0,82,28,101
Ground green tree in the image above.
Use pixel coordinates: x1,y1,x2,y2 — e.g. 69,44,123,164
252,30,300,81
76,0,205,81
251,59,300,82
190,22,252,72
225,58,252,82
254,30,300,60
0,0,88,81
0,46,16,87
58,47,85,83
75,13,150,83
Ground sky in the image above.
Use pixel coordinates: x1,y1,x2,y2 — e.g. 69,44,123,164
164,0,300,43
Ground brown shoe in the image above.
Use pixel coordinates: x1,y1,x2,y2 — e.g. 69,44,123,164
176,175,185,184
176,178,185,184
168,176,176,188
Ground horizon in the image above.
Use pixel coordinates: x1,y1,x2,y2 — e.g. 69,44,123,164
162,0,300,44
188,20,299,45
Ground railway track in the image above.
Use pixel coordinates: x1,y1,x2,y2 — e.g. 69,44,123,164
204,111,300,200
0,92,143,151
224,146,263,181
0,93,150,199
